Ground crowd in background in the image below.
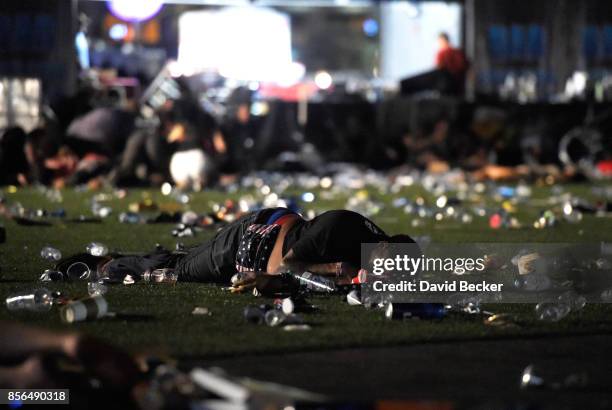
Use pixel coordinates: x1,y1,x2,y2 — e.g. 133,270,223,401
1,75,609,190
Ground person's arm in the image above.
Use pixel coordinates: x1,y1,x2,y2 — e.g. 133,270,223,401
279,249,358,277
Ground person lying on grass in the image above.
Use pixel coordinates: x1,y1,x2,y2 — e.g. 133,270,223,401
95,207,414,290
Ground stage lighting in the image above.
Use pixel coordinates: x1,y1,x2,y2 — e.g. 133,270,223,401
107,0,163,22
314,71,333,90
362,18,379,37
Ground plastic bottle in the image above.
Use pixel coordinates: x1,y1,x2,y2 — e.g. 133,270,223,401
142,268,178,284
292,271,336,293
86,242,109,257
6,288,53,311
40,246,62,261
264,309,286,327
385,303,447,320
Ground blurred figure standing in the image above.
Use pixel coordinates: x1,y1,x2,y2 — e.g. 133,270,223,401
400,32,469,97
435,32,469,96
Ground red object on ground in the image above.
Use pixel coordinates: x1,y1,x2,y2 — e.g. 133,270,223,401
489,213,502,229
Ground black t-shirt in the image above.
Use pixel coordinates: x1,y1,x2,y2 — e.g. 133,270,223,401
283,210,389,267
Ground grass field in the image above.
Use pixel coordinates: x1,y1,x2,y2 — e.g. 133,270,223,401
1,181,612,360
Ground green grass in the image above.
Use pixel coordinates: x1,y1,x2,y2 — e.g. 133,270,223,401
1,182,612,359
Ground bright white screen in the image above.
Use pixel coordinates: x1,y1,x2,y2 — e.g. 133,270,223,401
178,7,292,82
381,2,462,81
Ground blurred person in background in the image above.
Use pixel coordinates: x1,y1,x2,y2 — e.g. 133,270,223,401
400,32,469,97
218,87,255,175
167,98,226,190
435,32,469,96
0,127,30,186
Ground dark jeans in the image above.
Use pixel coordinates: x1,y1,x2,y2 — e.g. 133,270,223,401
175,208,283,283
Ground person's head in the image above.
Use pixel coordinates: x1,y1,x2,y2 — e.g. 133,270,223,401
438,32,451,49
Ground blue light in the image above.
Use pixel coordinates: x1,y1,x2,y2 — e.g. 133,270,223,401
362,18,379,37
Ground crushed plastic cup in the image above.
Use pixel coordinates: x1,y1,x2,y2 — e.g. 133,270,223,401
346,289,362,306
39,269,64,282
6,288,53,312
88,281,108,297
40,246,62,261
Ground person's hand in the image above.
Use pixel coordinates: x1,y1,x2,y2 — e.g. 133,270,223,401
229,271,258,293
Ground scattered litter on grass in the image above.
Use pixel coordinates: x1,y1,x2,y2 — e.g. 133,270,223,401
60,295,108,323
520,364,589,390
192,306,211,316
6,288,53,312
86,241,109,257
40,245,62,261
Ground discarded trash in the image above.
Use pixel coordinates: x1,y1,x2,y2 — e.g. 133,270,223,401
181,210,199,225
273,297,295,315
66,261,91,281
6,288,53,312
142,268,178,284
192,307,211,316
264,309,286,327
385,303,447,320
534,210,556,229
86,242,109,257
119,212,145,224
283,324,311,331
520,365,545,389
535,302,571,322
40,246,62,261
39,269,64,282
92,202,112,218
484,313,520,328
520,364,588,390
346,289,362,305
292,271,336,293
88,281,108,297
60,295,108,323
